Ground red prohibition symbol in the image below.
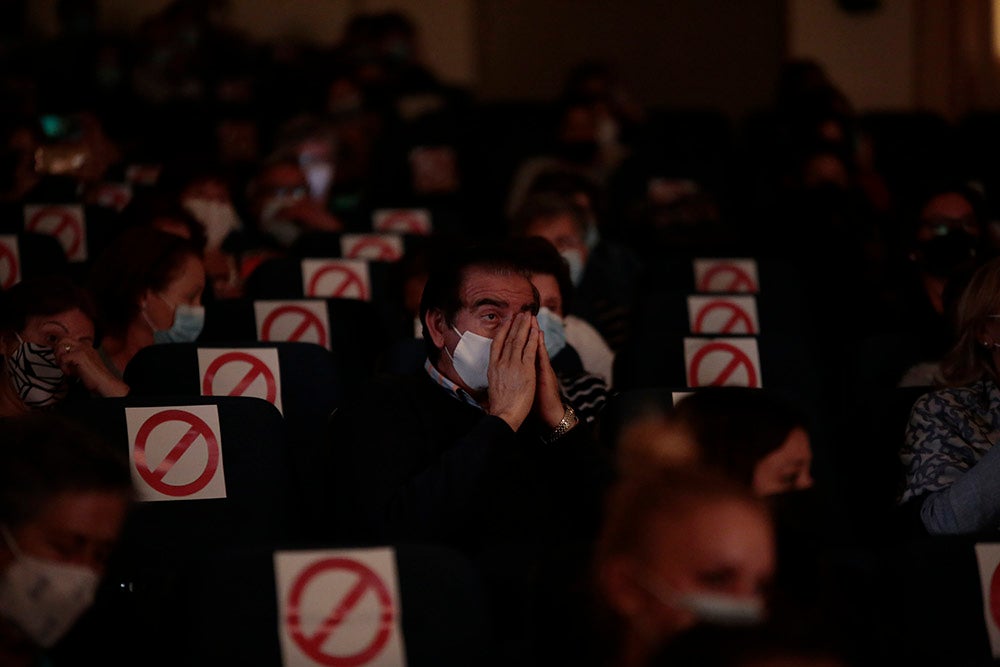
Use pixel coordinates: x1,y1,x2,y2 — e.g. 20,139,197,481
27,207,83,259
286,557,395,666
260,305,328,347
692,300,755,334
0,240,18,289
698,263,756,293
347,237,399,261
688,341,759,387
307,264,368,300
132,409,221,497
201,351,278,403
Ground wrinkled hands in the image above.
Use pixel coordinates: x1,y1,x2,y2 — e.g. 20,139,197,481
487,312,564,431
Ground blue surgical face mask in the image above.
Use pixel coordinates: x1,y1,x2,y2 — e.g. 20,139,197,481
446,326,492,391
145,294,204,344
560,249,586,287
536,307,567,358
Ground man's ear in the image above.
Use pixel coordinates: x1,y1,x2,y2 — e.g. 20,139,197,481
425,308,449,351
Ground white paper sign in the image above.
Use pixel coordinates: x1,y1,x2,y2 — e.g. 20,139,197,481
692,258,759,293
301,258,371,301
274,547,407,667
0,234,21,289
341,233,404,262
687,295,759,335
372,208,432,235
684,337,763,388
975,543,1000,658
197,347,283,415
23,204,88,262
254,300,331,350
125,405,227,502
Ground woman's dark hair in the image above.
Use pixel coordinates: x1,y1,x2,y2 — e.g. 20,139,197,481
0,412,131,528
669,387,809,488
0,274,97,336
87,225,202,338
508,235,575,314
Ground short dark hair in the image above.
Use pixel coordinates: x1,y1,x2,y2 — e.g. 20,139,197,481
510,191,590,239
0,274,97,336
87,226,202,338
508,235,575,314
418,240,537,362
0,412,132,528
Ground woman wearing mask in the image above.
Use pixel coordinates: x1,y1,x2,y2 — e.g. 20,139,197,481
511,235,613,424
88,226,206,378
900,255,1000,535
0,412,132,667
0,275,129,418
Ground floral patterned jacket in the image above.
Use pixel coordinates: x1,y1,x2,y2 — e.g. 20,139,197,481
901,379,1000,535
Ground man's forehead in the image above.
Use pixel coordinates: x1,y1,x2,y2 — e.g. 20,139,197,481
460,267,536,307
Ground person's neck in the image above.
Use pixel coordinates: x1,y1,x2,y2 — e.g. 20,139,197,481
920,272,947,315
102,322,154,376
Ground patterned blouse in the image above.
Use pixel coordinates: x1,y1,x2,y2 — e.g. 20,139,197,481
900,379,1000,534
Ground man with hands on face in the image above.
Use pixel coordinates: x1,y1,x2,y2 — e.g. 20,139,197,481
328,241,612,553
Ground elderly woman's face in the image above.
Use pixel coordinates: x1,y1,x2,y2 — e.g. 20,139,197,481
6,308,95,372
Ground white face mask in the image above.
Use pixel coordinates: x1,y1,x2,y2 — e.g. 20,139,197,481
182,198,242,250
446,326,492,391
639,572,765,627
0,526,100,648
560,249,586,287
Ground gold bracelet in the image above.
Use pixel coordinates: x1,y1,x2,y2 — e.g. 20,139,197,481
545,404,579,443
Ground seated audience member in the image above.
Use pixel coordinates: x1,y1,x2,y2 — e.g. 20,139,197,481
879,183,989,387
330,240,612,547
553,467,775,667
87,226,206,378
617,387,814,498
644,621,853,667
0,412,133,667
899,255,1000,535
243,155,343,250
0,275,128,418
511,191,643,353
329,241,614,656
511,235,612,423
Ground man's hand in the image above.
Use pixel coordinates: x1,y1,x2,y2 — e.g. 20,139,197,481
487,312,538,431
534,326,566,429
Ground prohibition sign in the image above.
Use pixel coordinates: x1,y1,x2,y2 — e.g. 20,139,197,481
990,560,1000,632
345,236,401,261
201,351,278,403
133,409,221,497
688,341,759,387
26,206,83,260
692,299,755,334
261,305,328,347
374,209,430,235
697,263,757,293
286,557,394,666
0,238,18,289
307,264,369,300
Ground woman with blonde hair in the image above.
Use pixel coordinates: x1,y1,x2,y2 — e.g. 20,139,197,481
900,255,1000,535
